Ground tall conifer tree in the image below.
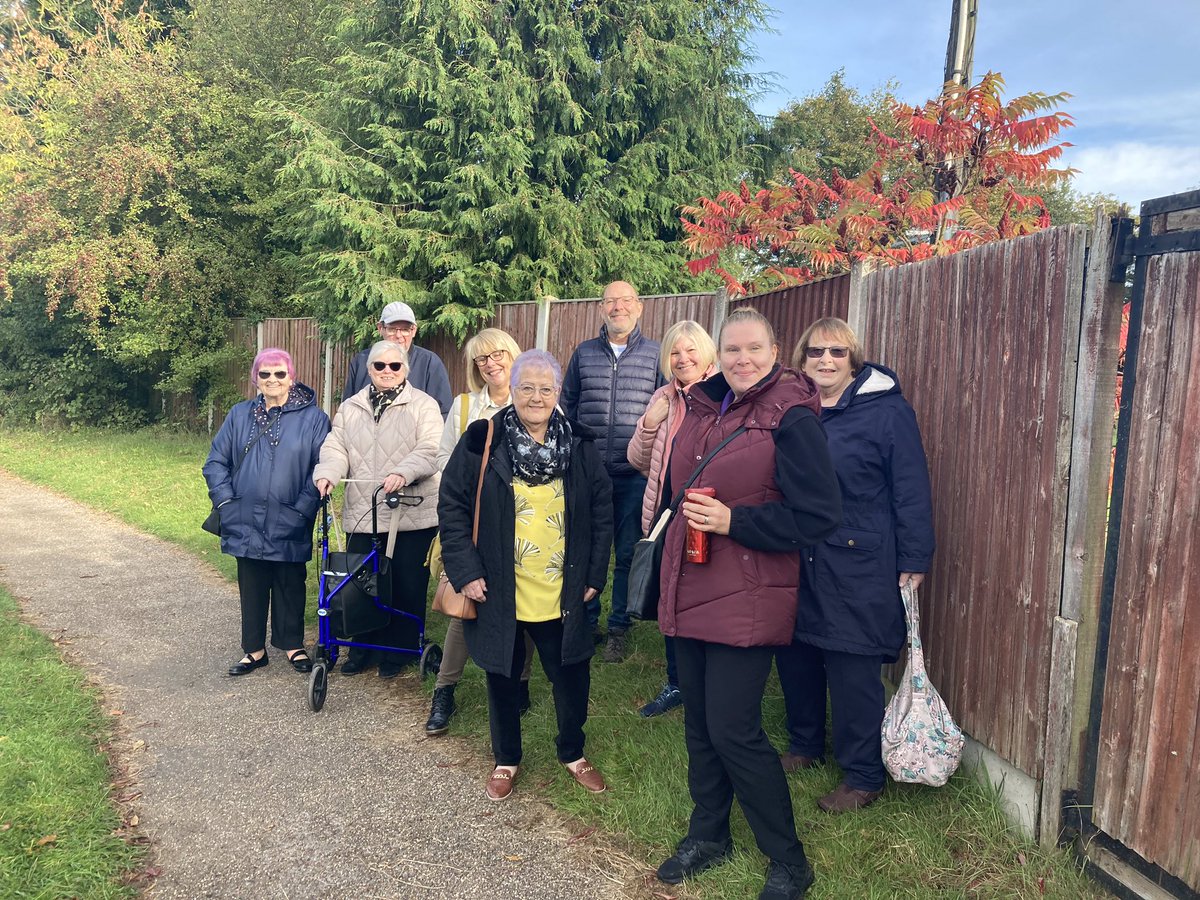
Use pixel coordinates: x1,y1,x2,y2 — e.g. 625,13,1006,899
271,0,766,338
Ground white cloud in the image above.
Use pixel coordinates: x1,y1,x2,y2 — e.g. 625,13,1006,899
1064,143,1200,206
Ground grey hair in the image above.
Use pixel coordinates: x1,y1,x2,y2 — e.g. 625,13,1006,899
366,340,409,369
509,349,562,388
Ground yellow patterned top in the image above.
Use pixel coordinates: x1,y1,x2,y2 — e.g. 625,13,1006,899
513,477,566,622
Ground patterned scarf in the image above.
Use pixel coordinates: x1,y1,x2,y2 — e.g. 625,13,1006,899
503,406,572,486
369,383,404,423
251,386,298,447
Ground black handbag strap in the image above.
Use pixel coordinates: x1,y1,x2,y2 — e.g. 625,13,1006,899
665,425,748,513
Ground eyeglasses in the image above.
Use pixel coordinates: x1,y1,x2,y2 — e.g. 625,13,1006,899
473,349,508,367
258,369,288,380
515,384,558,399
601,295,638,308
381,322,416,334
371,361,404,372
804,346,849,359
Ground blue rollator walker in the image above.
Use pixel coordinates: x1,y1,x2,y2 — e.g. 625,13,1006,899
308,484,442,711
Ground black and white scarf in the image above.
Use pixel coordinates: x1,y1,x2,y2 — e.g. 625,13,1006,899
369,383,404,423
502,406,571,485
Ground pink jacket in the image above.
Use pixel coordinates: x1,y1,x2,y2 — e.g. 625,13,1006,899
626,365,716,535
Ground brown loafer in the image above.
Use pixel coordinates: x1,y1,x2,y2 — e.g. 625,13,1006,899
817,781,882,813
564,758,607,794
780,751,823,773
485,766,518,802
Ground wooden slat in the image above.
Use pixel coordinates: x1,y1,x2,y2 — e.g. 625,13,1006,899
731,275,851,358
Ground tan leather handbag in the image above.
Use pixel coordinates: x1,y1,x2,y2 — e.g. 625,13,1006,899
431,417,493,620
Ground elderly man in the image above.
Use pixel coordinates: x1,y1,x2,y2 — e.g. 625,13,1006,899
560,280,663,661
343,302,453,415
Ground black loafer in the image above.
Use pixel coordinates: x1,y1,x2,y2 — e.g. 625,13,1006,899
657,836,733,884
228,653,268,676
340,656,372,676
287,649,313,673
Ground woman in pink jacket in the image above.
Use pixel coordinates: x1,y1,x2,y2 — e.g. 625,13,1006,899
626,320,717,716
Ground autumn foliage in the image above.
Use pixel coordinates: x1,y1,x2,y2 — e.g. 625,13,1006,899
682,72,1076,295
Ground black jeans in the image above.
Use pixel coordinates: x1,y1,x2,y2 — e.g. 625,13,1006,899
776,640,886,792
235,557,306,654
586,471,646,632
346,527,436,664
674,636,808,867
487,618,591,766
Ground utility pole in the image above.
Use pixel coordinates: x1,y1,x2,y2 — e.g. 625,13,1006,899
935,0,978,242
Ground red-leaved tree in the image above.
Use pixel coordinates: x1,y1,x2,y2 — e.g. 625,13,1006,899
681,72,1075,295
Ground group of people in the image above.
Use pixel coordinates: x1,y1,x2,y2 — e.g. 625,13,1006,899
203,285,934,900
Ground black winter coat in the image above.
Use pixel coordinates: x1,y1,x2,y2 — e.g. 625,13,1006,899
437,414,614,676
560,324,664,475
795,364,935,661
203,383,331,563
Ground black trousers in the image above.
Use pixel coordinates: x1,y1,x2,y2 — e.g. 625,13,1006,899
674,637,808,867
776,640,886,792
235,557,306,654
487,618,590,767
346,527,436,664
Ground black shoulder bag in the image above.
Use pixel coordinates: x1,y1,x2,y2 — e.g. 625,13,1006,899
202,417,273,536
627,426,747,621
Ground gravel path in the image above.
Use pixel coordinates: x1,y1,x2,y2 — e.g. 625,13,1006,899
0,471,647,899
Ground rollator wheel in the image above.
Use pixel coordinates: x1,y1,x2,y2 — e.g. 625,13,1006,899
419,643,442,681
308,662,329,712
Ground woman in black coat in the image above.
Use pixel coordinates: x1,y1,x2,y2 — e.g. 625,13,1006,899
777,318,935,814
438,349,613,802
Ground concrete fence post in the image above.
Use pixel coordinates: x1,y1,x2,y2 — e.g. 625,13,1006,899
709,287,728,342
846,259,875,338
536,294,555,350
256,322,264,354
322,340,334,417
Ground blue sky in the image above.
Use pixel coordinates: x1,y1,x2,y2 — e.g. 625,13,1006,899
749,1,1200,206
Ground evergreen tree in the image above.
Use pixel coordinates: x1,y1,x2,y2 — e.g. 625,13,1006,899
270,0,767,340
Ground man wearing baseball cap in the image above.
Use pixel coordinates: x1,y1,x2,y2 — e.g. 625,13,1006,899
342,302,453,415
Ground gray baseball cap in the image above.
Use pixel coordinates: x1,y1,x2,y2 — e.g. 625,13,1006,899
379,302,416,325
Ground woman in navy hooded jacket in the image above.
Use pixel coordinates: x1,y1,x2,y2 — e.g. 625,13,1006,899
203,348,330,677
777,318,934,814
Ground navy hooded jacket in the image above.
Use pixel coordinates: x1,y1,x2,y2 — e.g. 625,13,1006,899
203,382,331,563
795,363,935,661
560,324,663,475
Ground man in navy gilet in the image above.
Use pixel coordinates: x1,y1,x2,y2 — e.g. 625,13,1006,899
561,281,664,661
342,301,453,415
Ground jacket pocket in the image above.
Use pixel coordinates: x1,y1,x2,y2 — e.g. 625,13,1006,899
823,526,881,552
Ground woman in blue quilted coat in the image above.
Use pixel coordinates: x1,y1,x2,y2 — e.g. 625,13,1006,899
203,348,330,677
777,318,935,813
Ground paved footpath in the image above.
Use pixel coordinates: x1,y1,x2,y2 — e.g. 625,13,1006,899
0,472,649,900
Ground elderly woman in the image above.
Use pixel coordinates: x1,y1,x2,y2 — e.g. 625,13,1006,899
438,349,613,802
655,308,840,900
626,319,717,717
313,340,443,678
777,317,934,813
203,348,330,676
426,327,536,737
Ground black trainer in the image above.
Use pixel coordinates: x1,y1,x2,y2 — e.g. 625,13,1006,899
758,860,815,900
656,836,733,884
425,685,456,736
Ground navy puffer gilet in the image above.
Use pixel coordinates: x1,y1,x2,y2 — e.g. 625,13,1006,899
560,324,663,475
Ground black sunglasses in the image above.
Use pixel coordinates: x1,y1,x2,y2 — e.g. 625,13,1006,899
258,369,288,379
371,361,404,372
804,346,849,359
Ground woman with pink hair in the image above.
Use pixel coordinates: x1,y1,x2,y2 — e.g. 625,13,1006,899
203,348,330,676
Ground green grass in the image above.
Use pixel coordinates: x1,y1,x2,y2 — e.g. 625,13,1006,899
0,425,1105,899
0,585,141,898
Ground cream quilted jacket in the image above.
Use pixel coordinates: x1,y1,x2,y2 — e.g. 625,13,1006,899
313,383,444,533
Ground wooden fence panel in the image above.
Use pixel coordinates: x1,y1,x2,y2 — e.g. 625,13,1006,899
261,318,325,396
732,276,851,359
544,293,718,366
1094,250,1200,889
859,226,1089,779
497,302,538,354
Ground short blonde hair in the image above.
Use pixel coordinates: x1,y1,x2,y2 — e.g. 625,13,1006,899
463,328,521,392
793,317,863,373
659,320,717,381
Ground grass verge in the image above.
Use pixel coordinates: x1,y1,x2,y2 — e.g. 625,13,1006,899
0,585,141,898
0,425,1104,898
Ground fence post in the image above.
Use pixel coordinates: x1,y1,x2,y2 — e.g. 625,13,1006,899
536,294,555,350
709,287,728,342
846,260,875,337
322,340,334,417
256,322,264,354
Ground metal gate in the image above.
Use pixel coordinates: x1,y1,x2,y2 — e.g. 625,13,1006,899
1078,190,1200,898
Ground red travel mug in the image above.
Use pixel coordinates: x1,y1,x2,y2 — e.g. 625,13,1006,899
685,487,717,564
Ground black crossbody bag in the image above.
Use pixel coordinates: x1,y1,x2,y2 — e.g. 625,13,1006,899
626,426,747,621
202,419,273,536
